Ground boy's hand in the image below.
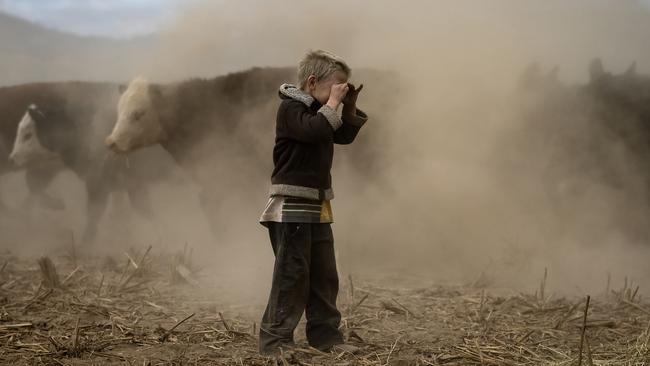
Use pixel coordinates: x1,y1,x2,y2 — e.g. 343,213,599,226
327,82,349,110
342,83,363,117
342,83,363,107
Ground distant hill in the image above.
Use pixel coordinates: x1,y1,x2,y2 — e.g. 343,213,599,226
0,12,156,86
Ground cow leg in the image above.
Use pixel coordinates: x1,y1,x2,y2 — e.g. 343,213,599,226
0,173,19,219
126,182,163,244
24,166,65,211
0,179,6,210
126,183,153,220
82,184,110,246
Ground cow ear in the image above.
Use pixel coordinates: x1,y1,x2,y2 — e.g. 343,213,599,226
27,105,45,122
590,58,605,83
148,84,163,101
625,61,637,76
118,84,128,94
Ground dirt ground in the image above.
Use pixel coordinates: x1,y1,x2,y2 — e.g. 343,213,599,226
0,246,649,366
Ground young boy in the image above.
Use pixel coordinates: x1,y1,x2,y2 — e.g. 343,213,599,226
259,50,368,355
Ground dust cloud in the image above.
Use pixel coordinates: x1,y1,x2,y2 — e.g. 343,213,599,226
3,0,650,299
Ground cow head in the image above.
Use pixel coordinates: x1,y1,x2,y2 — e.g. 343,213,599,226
588,60,650,111
9,104,59,167
105,77,167,153
517,62,563,94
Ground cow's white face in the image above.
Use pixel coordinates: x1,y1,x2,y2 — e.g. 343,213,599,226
9,106,58,167
105,77,166,153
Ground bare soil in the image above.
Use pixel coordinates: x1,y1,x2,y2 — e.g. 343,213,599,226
0,247,648,365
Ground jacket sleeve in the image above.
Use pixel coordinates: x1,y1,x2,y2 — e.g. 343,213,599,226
333,108,368,145
278,101,341,143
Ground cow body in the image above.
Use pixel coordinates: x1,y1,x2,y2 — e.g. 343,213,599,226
107,68,296,240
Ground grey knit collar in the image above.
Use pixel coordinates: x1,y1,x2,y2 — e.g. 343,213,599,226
279,83,314,107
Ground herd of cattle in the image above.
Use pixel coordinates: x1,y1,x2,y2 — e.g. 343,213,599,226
515,59,650,191
506,59,650,242
0,67,393,245
1,60,649,246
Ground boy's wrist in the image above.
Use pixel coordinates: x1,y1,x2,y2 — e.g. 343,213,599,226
342,103,356,117
326,98,341,110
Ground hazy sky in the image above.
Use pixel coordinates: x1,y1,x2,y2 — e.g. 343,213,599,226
2,0,650,39
0,0,188,38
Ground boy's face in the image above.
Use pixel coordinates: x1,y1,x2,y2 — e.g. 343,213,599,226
307,70,349,105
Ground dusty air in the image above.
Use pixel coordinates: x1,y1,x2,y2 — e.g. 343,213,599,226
1,0,650,364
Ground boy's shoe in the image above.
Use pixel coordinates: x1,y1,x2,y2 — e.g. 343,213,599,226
328,344,360,354
259,342,297,356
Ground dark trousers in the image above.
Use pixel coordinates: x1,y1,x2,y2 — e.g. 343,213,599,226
259,222,344,354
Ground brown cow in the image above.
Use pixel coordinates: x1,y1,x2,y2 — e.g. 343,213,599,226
106,67,294,238
505,59,650,243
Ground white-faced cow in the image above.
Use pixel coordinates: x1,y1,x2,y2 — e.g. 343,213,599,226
8,84,183,245
106,67,296,239
0,83,77,211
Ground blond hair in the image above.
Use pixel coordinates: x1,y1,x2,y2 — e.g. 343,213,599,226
297,50,351,88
